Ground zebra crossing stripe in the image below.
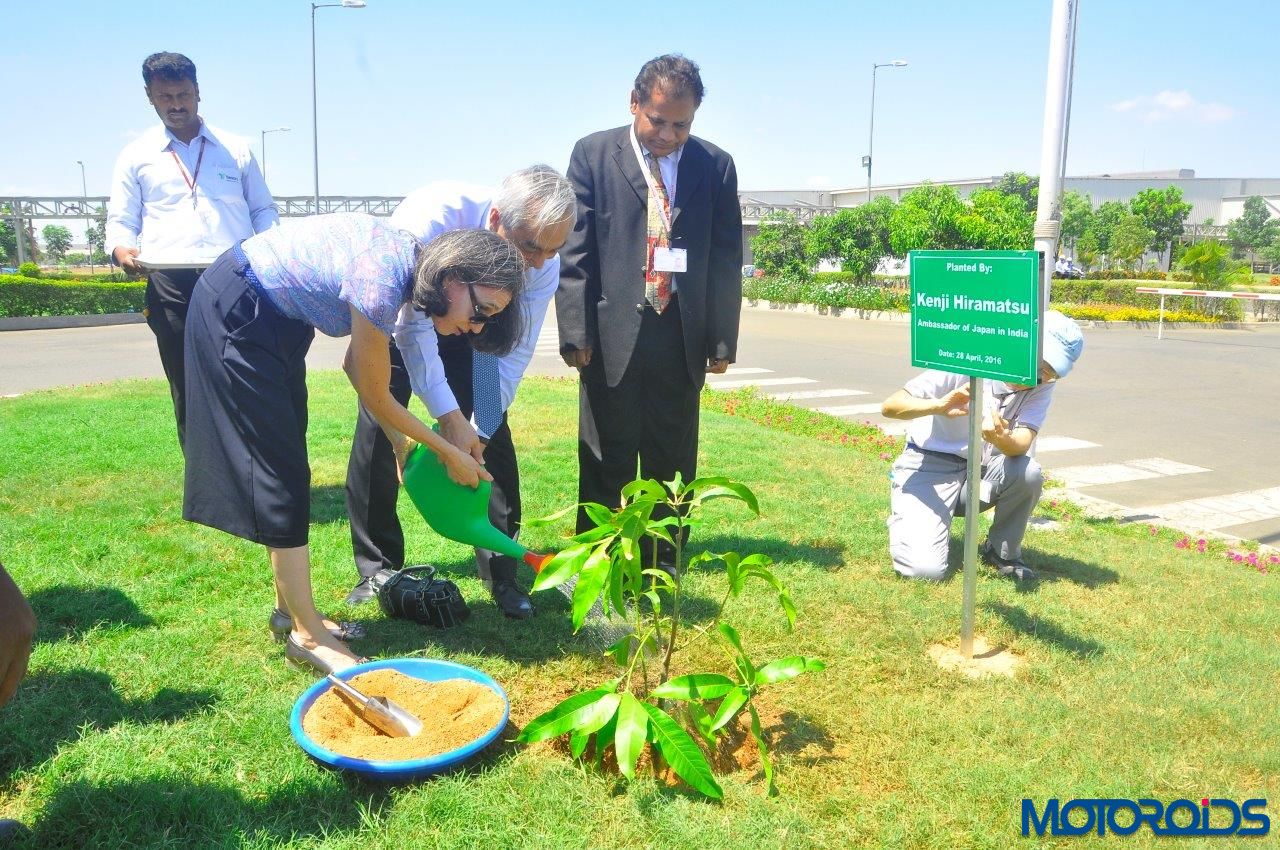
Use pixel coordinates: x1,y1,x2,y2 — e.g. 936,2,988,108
708,377,818,389
1143,486,1280,531
813,402,884,417
723,367,774,375
1049,458,1209,489
1035,436,1100,452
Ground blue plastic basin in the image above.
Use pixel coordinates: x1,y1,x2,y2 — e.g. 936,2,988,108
290,657,509,781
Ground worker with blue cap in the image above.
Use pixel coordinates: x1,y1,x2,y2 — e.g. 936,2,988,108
881,310,1085,582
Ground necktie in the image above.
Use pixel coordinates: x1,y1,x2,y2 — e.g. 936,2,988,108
471,351,504,439
644,153,672,314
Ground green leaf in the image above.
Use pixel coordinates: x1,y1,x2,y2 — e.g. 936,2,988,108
607,549,628,615
688,550,723,570
640,701,722,800
685,700,717,745
778,590,797,630
717,622,748,659
749,703,776,796
613,692,648,781
569,728,590,760
571,548,612,631
604,634,632,665
621,478,666,504
717,622,758,682
651,673,737,701
583,501,617,528
516,687,616,743
642,568,675,593
576,692,622,737
530,544,591,592
570,525,616,544
687,476,760,514
520,504,578,529
709,686,751,732
594,713,618,769
753,655,826,686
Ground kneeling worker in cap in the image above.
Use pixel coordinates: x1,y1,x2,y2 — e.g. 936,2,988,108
881,310,1085,582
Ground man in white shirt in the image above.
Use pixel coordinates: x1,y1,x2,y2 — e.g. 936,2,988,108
106,52,278,446
880,310,1085,582
344,166,575,619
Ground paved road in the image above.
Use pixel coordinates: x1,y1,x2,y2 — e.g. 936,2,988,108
4,308,1278,546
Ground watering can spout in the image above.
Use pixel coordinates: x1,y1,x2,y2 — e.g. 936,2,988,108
402,443,554,573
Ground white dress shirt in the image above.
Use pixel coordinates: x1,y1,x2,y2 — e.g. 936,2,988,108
388,182,560,437
106,121,278,263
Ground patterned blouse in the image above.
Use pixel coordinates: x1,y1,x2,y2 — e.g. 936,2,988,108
240,213,416,337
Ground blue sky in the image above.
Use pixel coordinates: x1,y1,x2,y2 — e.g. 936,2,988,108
1,0,1275,200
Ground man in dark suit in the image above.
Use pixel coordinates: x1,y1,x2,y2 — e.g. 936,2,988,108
556,54,743,571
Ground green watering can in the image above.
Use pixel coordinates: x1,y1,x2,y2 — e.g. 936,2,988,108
401,443,553,572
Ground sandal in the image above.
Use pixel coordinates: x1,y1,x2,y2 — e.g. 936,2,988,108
284,635,368,676
270,608,367,643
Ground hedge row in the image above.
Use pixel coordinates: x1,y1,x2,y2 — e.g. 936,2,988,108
1083,269,1194,281
743,275,909,312
741,275,1244,321
0,276,145,318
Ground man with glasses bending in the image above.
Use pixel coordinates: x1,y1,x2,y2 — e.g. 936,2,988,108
880,310,1084,582
344,166,576,619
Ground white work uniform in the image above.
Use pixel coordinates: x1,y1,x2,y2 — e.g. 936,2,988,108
888,370,1055,580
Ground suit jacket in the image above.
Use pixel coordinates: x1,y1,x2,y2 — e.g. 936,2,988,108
556,126,743,388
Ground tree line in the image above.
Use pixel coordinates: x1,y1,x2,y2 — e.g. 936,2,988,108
0,206,109,267
751,172,1279,281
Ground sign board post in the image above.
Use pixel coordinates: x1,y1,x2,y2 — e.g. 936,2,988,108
908,250,1043,658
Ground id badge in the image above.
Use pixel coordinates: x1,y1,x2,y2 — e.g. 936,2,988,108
653,247,687,273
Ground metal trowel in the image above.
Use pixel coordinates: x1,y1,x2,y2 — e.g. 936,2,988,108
325,674,424,738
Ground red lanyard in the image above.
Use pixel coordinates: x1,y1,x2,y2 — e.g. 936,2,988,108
170,136,207,207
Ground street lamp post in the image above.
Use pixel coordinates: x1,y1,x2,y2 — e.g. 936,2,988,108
866,60,907,204
311,0,366,215
76,159,93,273
260,126,291,183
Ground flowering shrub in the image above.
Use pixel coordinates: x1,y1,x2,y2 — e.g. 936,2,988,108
1156,527,1276,576
1055,304,1216,323
1225,547,1277,574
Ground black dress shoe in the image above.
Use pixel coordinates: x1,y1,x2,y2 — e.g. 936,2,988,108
344,577,377,606
491,580,534,619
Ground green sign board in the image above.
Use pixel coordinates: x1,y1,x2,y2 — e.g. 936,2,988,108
909,250,1043,384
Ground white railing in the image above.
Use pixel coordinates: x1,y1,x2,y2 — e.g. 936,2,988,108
1135,286,1280,339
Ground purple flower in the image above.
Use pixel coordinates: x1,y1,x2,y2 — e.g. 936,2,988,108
1175,538,1188,549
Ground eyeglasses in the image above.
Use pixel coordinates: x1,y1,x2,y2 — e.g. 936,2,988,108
466,283,501,326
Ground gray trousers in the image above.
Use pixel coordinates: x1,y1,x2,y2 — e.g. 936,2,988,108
887,445,1043,580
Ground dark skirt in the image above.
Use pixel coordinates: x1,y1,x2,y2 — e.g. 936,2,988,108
182,248,316,547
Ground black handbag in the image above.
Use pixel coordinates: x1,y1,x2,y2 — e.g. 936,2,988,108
375,565,470,629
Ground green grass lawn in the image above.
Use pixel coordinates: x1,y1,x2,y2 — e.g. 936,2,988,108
1,375,1277,849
